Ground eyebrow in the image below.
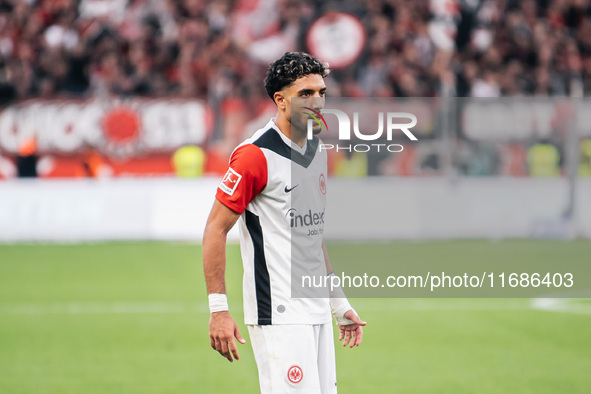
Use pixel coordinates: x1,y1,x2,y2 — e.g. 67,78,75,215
297,87,327,95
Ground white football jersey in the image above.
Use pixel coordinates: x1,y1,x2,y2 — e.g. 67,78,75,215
216,119,331,325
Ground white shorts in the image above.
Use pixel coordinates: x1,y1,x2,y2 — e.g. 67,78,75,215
248,323,337,394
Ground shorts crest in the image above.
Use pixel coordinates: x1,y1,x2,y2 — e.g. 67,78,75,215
287,365,303,384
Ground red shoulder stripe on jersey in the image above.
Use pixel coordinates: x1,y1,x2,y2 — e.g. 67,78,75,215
216,144,268,214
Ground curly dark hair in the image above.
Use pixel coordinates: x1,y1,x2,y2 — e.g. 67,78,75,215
264,52,330,102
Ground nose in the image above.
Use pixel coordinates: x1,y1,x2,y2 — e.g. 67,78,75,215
310,96,324,111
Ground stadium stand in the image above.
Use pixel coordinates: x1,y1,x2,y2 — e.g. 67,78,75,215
0,0,590,178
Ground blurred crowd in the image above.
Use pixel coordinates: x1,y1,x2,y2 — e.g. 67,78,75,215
2,0,591,101
1,0,591,178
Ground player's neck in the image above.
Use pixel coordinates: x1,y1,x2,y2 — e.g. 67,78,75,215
275,116,307,148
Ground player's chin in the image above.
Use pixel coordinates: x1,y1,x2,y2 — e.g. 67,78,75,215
312,125,322,135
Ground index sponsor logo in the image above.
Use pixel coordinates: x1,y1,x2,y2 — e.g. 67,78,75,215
286,208,325,228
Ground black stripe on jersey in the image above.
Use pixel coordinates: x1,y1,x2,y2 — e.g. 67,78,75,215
253,128,319,168
244,209,272,325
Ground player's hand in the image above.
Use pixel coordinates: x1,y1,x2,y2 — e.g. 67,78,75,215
209,311,246,362
338,309,367,348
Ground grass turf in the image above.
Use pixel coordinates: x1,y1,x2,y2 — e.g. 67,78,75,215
0,241,590,393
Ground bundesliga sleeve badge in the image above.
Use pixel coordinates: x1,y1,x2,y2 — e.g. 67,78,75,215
219,168,242,196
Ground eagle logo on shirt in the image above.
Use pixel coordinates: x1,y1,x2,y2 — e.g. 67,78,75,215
319,173,326,195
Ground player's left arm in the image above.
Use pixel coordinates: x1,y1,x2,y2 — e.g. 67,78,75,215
322,241,367,347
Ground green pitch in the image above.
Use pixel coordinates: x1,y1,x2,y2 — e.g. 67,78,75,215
1,241,590,393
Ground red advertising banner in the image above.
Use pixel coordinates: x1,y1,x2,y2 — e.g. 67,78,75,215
0,98,212,178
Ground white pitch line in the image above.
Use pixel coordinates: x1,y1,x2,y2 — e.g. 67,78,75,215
359,299,530,312
0,302,211,315
0,300,530,315
0,299,589,315
530,298,591,315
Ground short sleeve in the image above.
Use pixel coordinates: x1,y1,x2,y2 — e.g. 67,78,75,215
216,144,268,214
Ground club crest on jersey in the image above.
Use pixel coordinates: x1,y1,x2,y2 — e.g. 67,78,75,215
219,168,242,196
287,365,303,384
319,173,326,195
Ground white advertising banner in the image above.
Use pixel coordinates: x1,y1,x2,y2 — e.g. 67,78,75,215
0,178,590,242
0,99,210,156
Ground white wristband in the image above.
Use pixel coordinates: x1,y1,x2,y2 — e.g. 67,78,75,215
327,273,355,325
330,298,355,325
208,293,229,313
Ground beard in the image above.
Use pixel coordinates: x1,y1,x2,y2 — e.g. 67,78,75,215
290,114,322,138
311,123,322,135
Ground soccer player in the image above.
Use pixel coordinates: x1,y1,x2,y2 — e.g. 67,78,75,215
202,52,365,393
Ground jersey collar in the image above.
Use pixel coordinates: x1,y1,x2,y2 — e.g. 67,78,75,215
253,119,319,168
267,119,308,154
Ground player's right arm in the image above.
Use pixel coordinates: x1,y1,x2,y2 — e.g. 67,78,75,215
202,144,267,363
203,200,246,362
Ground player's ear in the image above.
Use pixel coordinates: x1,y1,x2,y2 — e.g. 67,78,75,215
274,91,286,110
